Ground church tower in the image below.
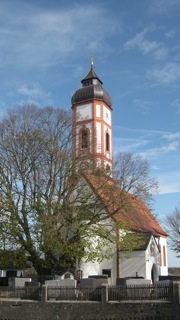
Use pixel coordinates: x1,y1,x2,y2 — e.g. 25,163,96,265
71,61,113,172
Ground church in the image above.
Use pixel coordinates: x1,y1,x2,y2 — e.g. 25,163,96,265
71,61,168,285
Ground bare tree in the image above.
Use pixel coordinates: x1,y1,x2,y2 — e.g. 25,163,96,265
113,152,158,205
0,105,158,275
164,206,180,257
0,104,74,274
0,105,116,274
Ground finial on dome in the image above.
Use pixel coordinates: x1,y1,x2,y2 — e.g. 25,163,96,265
90,52,94,68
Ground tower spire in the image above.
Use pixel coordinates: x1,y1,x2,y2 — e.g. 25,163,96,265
71,62,113,173
90,52,94,68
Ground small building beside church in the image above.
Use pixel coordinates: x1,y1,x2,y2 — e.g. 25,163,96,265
71,61,168,285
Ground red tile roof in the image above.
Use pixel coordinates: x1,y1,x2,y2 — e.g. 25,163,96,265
83,173,167,237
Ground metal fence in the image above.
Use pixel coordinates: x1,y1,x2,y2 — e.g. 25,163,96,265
0,286,41,301
108,283,174,301
0,282,174,302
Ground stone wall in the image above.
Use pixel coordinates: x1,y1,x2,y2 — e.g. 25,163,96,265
0,300,180,320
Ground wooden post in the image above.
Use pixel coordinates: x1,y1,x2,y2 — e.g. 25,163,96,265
41,285,47,302
116,228,120,279
173,281,180,303
101,284,108,304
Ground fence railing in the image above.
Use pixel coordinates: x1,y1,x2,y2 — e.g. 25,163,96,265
0,286,41,301
0,282,177,302
108,283,174,301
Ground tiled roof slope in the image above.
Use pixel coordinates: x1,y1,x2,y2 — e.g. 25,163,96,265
83,173,167,237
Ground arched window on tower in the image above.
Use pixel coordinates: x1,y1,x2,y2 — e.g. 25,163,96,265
81,128,88,149
106,132,110,152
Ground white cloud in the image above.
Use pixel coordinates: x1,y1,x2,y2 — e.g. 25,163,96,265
147,62,180,85
157,171,180,194
0,2,119,69
113,125,169,139
17,83,52,106
113,125,180,195
162,141,179,152
165,27,180,38
149,0,180,14
124,29,168,60
163,132,180,140
18,84,44,99
113,136,148,153
0,101,7,119
171,99,180,113
139,141,179,160
132,99,154,114
114,126,180,163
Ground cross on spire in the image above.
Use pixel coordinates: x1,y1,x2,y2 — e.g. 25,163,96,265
90,52,94,68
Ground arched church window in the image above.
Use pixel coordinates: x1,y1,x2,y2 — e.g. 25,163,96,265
81,129,88,149
106,132,110,151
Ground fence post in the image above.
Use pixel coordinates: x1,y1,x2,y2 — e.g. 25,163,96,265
173,281,180,303
101,284,108,304
41,285,47,302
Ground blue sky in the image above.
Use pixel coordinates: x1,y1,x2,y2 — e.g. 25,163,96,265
0,0,179,267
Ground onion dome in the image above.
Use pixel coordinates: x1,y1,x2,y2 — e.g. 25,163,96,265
71,62,112,109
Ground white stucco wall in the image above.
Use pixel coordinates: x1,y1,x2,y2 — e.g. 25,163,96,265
80,243,117,285
80,260,100,280
120,251,146,279
0,270,22,278
99,254,117,285
96,104,101,118
77,103,92,120
0,270,6,277
145,237,160,281
103,105,111,125
80,232,166,284
74,179,168,285
96,122,101,153
156,236,168,276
